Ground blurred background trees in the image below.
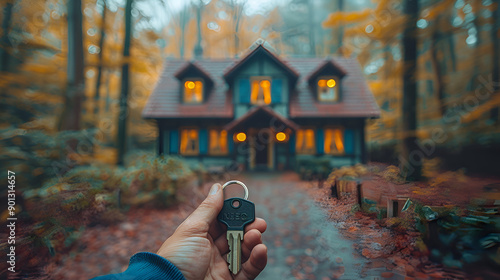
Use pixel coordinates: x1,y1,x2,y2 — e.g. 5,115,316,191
0,0,499,178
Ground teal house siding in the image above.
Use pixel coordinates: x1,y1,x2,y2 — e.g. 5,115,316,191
271,79,282,103
316,128,324,155
169,130,179,154
344,129,354,155
199,129,208,155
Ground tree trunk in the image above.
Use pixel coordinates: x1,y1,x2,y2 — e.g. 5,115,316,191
59,0,85,131
116,0,133,166
94,0,107,115
193,1,203,59
233,1,243,58
400,0,421,180
430,17,445,116
337,0,344,55
1,1,13,73
307,0,315,55
472,0,482,85
491,0,500,121
179,8,187,59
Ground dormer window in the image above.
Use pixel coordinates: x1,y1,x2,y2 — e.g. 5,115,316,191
317,76,338,102
183,79,203,103
251,77,272,105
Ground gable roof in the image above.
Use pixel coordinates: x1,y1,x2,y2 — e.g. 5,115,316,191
223,45,300,82
174,61,214,87
224,106,300,132
305,59,347,86
142,47,380,119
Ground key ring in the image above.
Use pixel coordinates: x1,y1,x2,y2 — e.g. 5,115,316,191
222,180,249,200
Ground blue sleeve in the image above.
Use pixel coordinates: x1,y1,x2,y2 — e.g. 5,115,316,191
91,252,185,280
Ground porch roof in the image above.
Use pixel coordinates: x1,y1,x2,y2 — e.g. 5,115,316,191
223,106,300,132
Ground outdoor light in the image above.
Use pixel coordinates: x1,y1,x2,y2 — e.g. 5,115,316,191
276,132,286,142
327,79,336,88
236,132,246,142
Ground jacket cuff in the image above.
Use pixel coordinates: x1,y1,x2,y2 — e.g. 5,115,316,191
124,252,185,280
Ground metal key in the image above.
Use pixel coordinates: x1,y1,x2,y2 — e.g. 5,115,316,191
217,180,255,274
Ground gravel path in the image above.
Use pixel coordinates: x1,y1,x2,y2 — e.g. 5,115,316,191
233,172,370,280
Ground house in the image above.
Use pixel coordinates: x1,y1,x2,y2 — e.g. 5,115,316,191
142,43,380,171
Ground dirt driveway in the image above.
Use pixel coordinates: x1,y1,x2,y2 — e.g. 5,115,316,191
45,172,402,279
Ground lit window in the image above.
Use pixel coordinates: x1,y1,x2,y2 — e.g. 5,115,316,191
180,128,199,155
184,79,203,103
295,129,315,154
324,128,344,154
317,76,338,102
251,78,271,105
209,129,228,155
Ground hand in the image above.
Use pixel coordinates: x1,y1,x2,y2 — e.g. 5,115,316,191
157,183,268,280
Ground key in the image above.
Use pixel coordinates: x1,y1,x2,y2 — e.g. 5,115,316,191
218,181,255,274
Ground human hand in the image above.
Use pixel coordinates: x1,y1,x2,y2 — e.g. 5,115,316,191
157,183,268,280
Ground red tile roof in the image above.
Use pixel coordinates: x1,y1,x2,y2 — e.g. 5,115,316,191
142,48,380,119
143,59,235,118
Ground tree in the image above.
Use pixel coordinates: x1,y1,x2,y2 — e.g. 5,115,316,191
491,0,500,121
116,0,133,165
58,0,85,131
400,0,421,180
0,0,14,72
430,15,446,116
94,0,107,115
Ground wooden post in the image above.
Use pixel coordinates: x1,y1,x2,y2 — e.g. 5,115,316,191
330,179,338,198
356,182,363,206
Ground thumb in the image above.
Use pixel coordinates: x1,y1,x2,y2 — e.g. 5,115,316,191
182,183,224,231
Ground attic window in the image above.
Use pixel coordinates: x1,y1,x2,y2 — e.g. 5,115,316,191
251,77,271,105
183,79,203,103
317,76,338,102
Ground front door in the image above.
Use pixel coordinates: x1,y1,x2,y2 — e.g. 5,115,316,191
255,135,268,166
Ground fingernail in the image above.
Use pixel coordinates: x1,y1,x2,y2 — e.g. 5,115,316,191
209,183,221,195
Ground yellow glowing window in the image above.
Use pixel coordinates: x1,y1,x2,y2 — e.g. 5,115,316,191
180,128,199,155
209,129,228,155
317,76,338,102
251,78,271,105
184,79,203,103
324,128,344,154
295,129,315,154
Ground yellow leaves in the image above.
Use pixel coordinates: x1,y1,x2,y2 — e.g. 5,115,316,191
21,63,60,74
461,92,500,123
323,9,372,27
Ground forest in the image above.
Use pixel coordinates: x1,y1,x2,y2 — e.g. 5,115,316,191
1,0,499,279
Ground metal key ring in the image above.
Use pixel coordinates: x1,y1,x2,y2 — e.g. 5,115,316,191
222,180,249,200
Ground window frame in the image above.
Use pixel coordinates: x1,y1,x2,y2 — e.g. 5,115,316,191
316,75,339,103
250,76,272,105
295,127,316,155
179,127,200,156
208,127,229,156
182,78,204,104
323,126,345,155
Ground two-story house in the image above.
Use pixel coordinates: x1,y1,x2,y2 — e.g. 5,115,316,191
142,43,380,171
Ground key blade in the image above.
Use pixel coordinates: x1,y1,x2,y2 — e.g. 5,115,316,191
227,230,243,274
